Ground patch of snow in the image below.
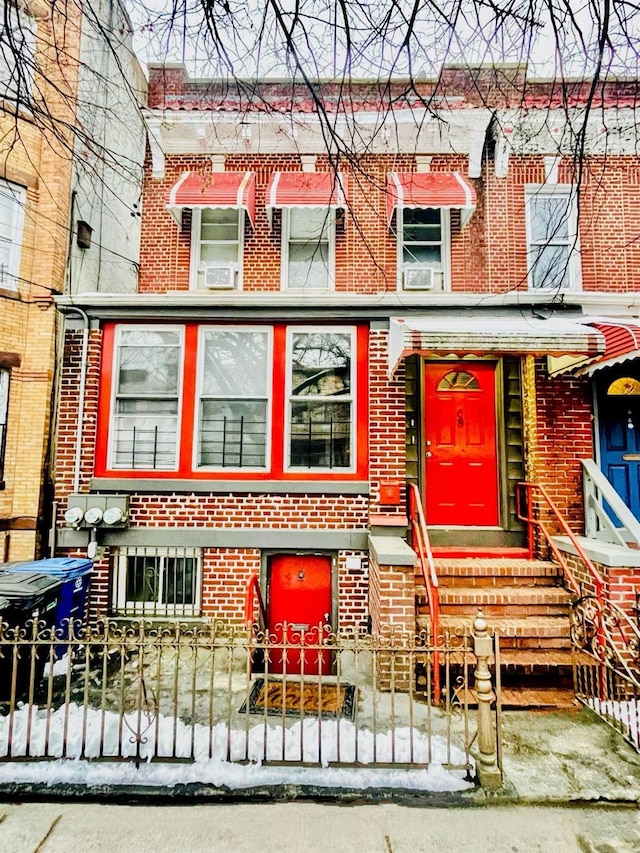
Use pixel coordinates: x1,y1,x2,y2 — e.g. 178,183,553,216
0,704,474,793
587,696,640,749
42,653,72,678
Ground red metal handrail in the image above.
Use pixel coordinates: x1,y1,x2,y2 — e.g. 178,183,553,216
244,573,267,631
408,483,441,700
516,481,605,599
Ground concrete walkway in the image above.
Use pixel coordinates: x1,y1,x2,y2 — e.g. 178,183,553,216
493,706,640,804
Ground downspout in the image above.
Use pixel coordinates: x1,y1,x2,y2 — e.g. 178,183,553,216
59,305,90,495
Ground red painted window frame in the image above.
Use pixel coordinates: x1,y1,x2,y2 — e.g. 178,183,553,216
95,322,368,481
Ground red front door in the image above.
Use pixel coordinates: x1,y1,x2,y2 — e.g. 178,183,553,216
424,362,499,526
268,554,332,675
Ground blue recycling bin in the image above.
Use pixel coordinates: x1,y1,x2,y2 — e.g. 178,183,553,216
3,558,93,641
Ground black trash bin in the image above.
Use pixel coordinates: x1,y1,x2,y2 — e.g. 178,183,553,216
0,572,63,703
3,558,93,659
4,558,93,637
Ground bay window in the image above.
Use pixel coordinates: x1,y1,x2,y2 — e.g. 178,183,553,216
197,328,270,468
525,186,580,290
97,323,366,480
110,327,182,469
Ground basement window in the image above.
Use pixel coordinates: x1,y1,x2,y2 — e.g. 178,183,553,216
111,546,202,617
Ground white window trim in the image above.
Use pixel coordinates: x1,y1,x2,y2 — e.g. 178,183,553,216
189,207,244,291
396,206,450,292
284,325,356,473
194,325,273,472
0,179,26,290
108,324,184,471
113,546,202,617
525,184,582,292
280,207,335,292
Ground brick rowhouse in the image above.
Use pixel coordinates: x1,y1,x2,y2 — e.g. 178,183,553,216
54,62,640,638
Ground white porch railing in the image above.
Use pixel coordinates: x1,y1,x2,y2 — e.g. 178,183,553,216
581,458,640,548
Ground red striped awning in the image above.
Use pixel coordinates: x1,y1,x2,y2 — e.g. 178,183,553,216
386,171,477,227
388,316,604,378
265,171,347,227
572,321,640,376
166,171,256,227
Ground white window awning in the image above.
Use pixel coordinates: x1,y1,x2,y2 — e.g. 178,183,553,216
388,316,605,378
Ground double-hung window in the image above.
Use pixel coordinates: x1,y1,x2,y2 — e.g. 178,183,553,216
282,208,333,291
0,179,25,290
197,328,270,469
0,3,35,105
399,207,448,291
0,368,9,484
525,186,580,290
112,546,201,617
191,208,242,290
110,328,182,469
287,329,354,470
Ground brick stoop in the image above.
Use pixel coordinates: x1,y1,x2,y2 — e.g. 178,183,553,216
415,554,578,707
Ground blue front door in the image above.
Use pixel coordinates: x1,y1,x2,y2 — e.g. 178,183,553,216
598,373,640,519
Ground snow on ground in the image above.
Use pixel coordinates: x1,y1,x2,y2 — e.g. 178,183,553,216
587,696,640,749
0,704,474,792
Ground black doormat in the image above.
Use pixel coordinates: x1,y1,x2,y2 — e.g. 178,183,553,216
240,679,356,721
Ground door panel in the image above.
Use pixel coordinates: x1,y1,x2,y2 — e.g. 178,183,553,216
598,385,640,520
424,362,499,526
268,554,332,675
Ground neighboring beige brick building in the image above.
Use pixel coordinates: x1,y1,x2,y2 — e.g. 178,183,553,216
0,0,81,560
0,0,145,561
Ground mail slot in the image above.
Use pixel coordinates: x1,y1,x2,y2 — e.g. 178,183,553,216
623,454,640,461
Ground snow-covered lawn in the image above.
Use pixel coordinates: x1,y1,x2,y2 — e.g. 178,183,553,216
0,703,474,792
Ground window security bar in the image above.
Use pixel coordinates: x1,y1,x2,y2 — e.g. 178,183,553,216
290,416,350,469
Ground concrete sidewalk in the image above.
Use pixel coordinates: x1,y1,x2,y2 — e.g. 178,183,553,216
0,802,639,852
0,707,640,851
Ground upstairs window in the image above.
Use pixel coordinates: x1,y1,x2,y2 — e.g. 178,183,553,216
110,328,183,470
197,328,270,469
399,207,448,291
191,208,242,291
0,3,35,105
282,208,333,291
0,179,25,289
526,187,580,290
287,330,353,470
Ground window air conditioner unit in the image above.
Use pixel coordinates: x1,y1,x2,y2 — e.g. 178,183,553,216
403,266,437,290
201,263,237,289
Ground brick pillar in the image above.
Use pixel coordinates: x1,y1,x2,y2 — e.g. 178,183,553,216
368,535,417,691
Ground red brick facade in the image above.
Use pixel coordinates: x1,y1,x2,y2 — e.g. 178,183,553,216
54,66,640,631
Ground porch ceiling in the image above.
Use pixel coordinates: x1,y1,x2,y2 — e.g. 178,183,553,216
388,315,605,378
